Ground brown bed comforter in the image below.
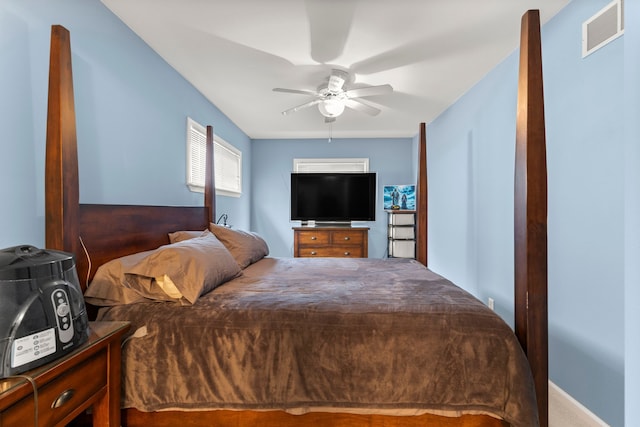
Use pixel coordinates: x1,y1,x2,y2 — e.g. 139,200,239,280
96,257,538,427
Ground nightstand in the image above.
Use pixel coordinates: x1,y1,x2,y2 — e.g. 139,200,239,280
0,321,130,427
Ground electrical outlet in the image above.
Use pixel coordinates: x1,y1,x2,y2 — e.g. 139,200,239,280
488,298,495,311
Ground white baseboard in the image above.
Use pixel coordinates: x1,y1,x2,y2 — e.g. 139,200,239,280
549,381,609,427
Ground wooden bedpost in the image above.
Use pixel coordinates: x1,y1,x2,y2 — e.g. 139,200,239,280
45,25,79,256
515,10,548,427
205,125,216,224
416,122,428,266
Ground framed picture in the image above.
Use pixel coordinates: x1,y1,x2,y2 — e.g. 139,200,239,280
383,185,416,210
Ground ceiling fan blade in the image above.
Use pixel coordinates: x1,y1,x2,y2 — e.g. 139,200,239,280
273,88,319,96
345,84,393,98
306,0,356,63
345,99,381,116
281,99,322,116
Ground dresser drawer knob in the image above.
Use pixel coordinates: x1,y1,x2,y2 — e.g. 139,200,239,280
311,236,317,240
343,236,350,240
52,388,75,409
344,252,350,256
311,251,317,255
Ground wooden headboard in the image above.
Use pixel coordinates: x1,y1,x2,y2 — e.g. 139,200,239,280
43,10,547,426
44,25,216,289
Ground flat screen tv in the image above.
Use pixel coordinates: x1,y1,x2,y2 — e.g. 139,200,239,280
290,172,376,223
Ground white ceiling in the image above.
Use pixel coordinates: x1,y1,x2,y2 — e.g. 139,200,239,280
101,0,569,139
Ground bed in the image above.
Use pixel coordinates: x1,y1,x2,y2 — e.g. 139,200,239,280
46,9,547,427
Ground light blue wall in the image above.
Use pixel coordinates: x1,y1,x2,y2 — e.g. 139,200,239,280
426,53,518,299
426,1,626,425
0,0,252,252
541,3,623,425
624,2,640,427
250,137,415,258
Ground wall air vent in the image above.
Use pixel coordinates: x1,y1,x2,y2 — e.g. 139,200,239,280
582,0,624,57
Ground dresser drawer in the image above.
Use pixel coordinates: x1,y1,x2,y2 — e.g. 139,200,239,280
298,246,364,258
331,230,365,245
296,230,330,245
2,348,107,426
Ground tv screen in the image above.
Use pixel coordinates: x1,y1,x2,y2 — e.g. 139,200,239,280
290,172,376,222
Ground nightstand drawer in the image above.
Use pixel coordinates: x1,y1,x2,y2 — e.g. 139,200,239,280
2,349,107,426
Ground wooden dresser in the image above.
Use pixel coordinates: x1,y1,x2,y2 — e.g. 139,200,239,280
0,321,130,427
293,227,369,258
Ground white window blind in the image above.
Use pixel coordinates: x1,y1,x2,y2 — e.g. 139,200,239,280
186,117,242,197
187,118,207,192
214,137,242,197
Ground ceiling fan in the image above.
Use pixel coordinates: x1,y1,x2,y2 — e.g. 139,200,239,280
273,69,393,122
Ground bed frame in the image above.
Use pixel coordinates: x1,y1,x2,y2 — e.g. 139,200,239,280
46,10,547,427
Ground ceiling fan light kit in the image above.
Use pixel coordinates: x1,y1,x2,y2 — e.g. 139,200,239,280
318,97,346,118
274,69,392,121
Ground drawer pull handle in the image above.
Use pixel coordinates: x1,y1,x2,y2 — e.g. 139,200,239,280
311,236,317,240
343,236,350,240
311,251,317,255
52,388,75,409
344,252,350,256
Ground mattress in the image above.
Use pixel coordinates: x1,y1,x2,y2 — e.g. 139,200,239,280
96,257,537,427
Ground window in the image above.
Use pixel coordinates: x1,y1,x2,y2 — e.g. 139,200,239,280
186,117,242,197
293,158,369,173
186,118,207,192
213,136,242,197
